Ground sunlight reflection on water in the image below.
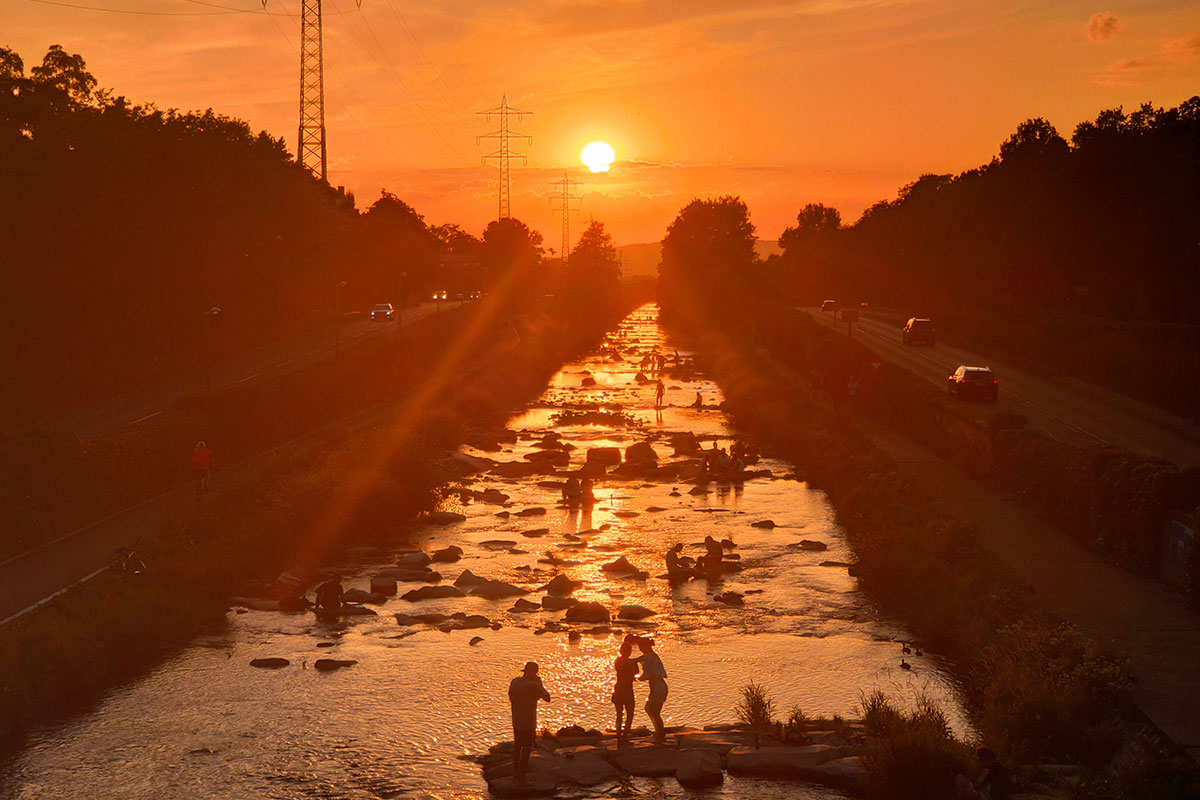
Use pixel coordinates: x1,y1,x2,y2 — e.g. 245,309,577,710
0,305,969,800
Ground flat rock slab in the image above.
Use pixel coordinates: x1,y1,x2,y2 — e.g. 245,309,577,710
249,657,289,669
487,773,557,797
541,753,622,786
608,745,682,776
676,732,746,753
313,658,357,672
676,749,723,788
401,585,466,602
726,745,842,776
811,755,867,790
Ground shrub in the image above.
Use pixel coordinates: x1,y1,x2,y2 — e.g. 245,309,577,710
735,681,776,730
860,690,973,800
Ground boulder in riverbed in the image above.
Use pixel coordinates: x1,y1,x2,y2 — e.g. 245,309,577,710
397,550,432,566
796,539,828,551
676,749,723,788
539,574,583,595
751,519,776,528
725,745,841,777
313,658,357,672
369,577,397,596
618,604,656,620
421,511,467,526
249,657,289,669
470,580,528,599
602,557,650,580
564,602,610,624
586,447,622,467
487,773,557,797
624,441,658,465
401,585,466,602
541,595,578,611
454,569,489,588
343,588,387,605
510,598,541,613
714,592,744,606
430,545,464,563
609,745,681,776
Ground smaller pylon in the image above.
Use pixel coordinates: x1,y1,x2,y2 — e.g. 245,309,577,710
549,173,580,267
477,96,532,219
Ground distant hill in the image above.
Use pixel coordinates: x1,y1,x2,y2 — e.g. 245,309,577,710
618,240,782,278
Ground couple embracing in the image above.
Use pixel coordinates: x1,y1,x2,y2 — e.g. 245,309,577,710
613,635,668,744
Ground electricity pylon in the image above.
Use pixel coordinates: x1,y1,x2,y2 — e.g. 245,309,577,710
549,173,580,268
263,0,362,182
477,96,531,219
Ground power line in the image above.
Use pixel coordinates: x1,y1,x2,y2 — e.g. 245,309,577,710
477,96,531,220
24,0,239,16
549,172,580,267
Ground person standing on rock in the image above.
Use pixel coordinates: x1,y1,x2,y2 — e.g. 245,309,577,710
635,638,669,743
612,638,641,744
508,661,551,784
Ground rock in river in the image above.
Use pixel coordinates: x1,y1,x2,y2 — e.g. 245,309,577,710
586,447,622,467
541,595,578,610
539,574,583,595
510,598,541,613
430,545,464,563
421,511,467,526
470,580,528,599
714,592,744,606
602,556,649,579
564,601,610,624
401,585,466,602
676,749,724,788
454,569,489,588
313,658,357,672
249,657,289,669
343,588,387,605
618,604,656,620
751,519,776,528
624,441,658,465
795,539,829,552
368,576,397,595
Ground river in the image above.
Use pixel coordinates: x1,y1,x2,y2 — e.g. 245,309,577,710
0,304,969,799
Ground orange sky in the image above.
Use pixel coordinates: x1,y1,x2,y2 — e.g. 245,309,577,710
6,1,1200,246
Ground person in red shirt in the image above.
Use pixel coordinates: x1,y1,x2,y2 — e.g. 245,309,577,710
192,441,213,497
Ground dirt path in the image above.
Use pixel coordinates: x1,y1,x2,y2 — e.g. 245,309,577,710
780,355,1200,759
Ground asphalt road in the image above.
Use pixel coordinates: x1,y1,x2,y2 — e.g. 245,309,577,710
36,302,449,439
804,308,1200,466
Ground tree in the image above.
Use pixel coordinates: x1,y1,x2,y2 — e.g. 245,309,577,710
30,45,96,105
564,220,621,304
999,117,1069,164
660,196,757,278
481,217,544,295
778,203,841,251
0,47,23,86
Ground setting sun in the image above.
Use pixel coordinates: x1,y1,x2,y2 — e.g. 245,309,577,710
580,141,616,173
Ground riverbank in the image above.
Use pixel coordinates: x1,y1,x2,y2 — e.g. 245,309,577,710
0,294,638,752
667,312,1197,796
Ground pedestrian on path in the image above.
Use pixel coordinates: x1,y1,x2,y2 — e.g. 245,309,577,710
192,441,213,497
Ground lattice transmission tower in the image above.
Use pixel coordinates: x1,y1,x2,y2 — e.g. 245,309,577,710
549,173,580,267
263,0,361,182
477,96,531,219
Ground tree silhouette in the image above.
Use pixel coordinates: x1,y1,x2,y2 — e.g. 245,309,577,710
778,203,841,250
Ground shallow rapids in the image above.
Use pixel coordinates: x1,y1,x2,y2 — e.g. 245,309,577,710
0,304,969,800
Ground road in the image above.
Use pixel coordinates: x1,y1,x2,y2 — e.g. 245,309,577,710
32,302,448,439
804,308,1200,465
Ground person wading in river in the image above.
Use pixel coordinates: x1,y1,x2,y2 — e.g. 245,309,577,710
635,638,669,743
508,661,551,784
612,637,641,744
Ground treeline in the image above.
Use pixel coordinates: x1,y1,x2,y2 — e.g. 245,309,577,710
764,98,1200,322
0,45,622,425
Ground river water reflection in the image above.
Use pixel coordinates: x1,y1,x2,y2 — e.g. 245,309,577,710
1,304,969,800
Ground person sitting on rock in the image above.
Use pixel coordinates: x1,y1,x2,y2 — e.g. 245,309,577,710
612,637,641,744
691,392,704,410
508,661,552,785
634,638,669,743
561,476,582,505
313,574,344,615
665,543,691,583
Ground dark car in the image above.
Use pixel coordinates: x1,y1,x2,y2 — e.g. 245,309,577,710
947,366,998,402
902,317,936,345
821,300,839,313
370,303,394,321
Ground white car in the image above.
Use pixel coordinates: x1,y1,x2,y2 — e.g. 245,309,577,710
370,303,394,321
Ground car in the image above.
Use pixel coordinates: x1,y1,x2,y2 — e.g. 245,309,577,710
821,300,839,313
432,290,447,301
469,290,481,300
902,317,936,345
947,366,998,402
369,303,394,321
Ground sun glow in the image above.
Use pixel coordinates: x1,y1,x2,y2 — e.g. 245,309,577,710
580,141,616,173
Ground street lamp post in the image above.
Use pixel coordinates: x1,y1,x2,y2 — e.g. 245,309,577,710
204,305,221,390
398,271,407,328
334,281,348,355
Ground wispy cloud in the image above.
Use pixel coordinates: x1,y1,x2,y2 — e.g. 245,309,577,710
1084,11,1123,43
